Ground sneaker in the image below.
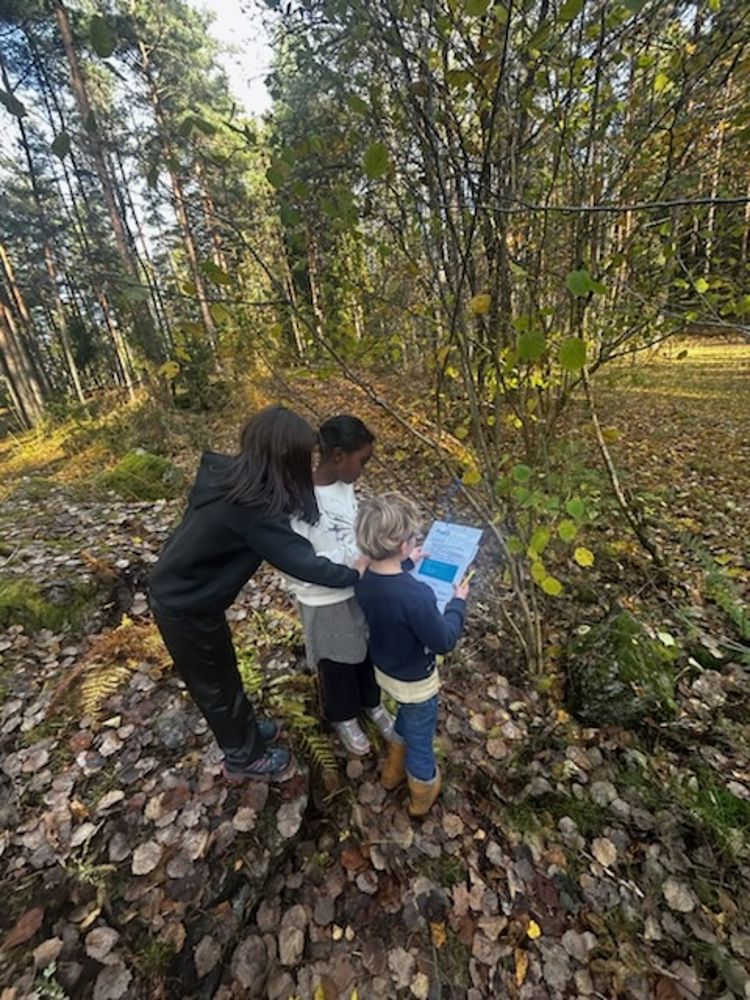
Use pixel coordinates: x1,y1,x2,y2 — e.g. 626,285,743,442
223,745,296,784
257,718,281,744
366,704,396,742
332,719,371,756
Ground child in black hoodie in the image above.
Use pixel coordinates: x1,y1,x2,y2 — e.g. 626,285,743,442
149,406,366,783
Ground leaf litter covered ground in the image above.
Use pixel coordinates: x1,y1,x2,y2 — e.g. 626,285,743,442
1,343,749,999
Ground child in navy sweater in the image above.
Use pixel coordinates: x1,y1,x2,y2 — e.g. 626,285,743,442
355,492,470,816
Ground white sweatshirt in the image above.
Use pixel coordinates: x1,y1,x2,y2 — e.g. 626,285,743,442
283,481,359,606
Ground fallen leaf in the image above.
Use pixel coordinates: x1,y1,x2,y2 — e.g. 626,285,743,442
430,921,446,948
591,837,617,868
2,906,44,950
85,926,120,962
232,807,256,833
194,934,221,977
515,948,529,986
663,877,695,914
527,919,542,940
93,961,132,1000
33,937,63,969
276,800,304,839
131,840,162,875
410,972,430,999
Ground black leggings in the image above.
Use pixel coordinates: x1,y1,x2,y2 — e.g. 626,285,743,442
152,605,266,768
318,657,380,722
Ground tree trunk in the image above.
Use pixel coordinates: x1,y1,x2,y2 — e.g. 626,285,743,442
0,242,48,405
0,302,45,427
0,53,86,403
52,1,140,282
136,39,217,353
195,161,228,271
279,243,305,357
31,32,136,396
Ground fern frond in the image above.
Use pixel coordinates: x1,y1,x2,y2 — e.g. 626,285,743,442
80,662,133,720
297,728,339,777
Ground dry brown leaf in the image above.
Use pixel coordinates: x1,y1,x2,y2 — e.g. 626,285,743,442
515,948,529,987
2,906,44,950
131,840,162,875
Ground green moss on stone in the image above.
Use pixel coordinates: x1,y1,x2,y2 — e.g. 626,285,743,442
565,611,677,726
0,576,103,633
97,449,182,501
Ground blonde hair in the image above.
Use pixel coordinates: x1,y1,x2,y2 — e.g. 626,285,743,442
355,492,422,561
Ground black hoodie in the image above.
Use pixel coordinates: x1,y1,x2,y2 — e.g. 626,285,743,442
149,452,358,615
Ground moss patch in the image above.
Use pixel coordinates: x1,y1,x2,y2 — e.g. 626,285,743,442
565,611,677,726
0,576,103,633
97,449,182,501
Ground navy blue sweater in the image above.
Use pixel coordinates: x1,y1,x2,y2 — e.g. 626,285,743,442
355,569,466,682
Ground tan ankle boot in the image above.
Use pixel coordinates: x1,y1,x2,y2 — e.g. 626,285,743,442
381,741,407,789
407,768,442,817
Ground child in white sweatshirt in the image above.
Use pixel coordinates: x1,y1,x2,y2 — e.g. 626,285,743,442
284,415,394,754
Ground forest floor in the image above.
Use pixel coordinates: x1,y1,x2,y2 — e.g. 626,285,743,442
0,342,749,1000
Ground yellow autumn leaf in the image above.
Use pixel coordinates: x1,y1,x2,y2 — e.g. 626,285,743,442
602,427,620,443
531,561,546,584
527,918,542,940
573,546,595,567
313,988,326,1000
541,575,563,596
430,921,447,948
469,292,491,315
515,948,529,986
158,360,180,379
462,467,482,486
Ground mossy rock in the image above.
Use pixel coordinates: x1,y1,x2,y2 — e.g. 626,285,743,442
98,449,182,501
0,576,104,633
565,611,677,727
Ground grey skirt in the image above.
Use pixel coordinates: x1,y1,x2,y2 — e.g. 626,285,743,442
298,597,369,669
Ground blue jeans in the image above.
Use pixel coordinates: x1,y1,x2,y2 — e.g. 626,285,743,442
394,695,439,782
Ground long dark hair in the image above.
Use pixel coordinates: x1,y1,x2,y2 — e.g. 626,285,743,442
319,414,375,455
222,406,319,521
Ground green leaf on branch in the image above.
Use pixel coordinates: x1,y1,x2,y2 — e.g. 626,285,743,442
694,277,709,294
363,142,389,179
506,535,524,555
51,133,71,159
346,94,369,115
559,0,584,23
209,303,231,324
511,464,531,483
469,293,491,315
559,337,586,370
558,519,578,542
200,261,231,286
531,561,547,584
541,575,564,596
529,526,551,555
566,267,595,296
0,88,26,117
565,497,586,520
465,0,491,14
89,15,116,58
517,330,546,361
654,71,671,94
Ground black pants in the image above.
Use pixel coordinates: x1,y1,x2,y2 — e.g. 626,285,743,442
319,657,380,722
151,605,265,768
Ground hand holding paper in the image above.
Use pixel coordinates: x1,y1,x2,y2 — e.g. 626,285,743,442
412,520,482,611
